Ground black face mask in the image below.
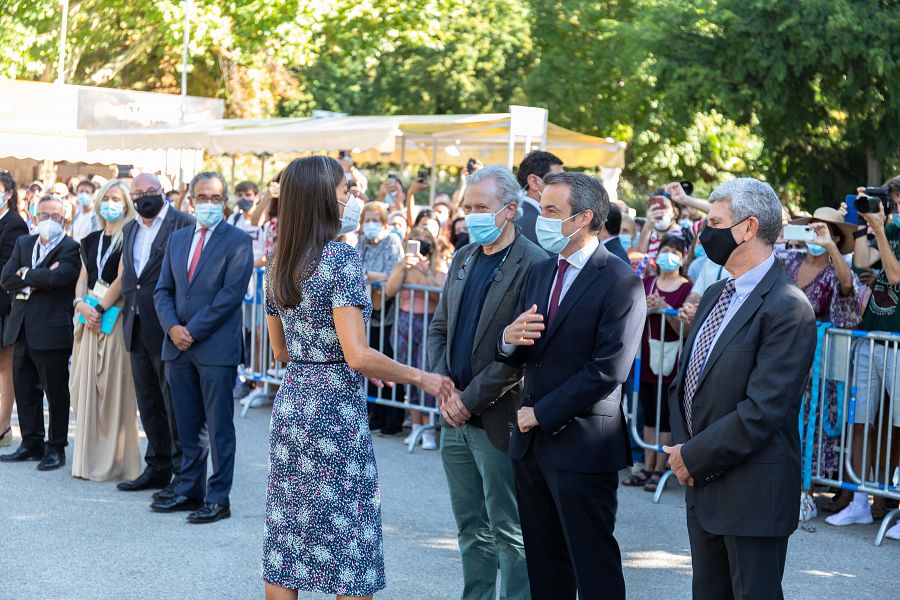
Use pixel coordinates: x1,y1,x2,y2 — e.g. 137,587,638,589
416,239,433,258
698,218,748,266
237,198,253,212
135,194,165,219
451,233,470,249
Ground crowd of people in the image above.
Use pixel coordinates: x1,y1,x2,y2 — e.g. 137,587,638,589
1,147,899,600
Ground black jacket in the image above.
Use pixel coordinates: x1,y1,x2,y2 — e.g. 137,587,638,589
0,210,30,318
120,207,195,354
1,234,81,350
669,262,816,538
497,242,646,472
603,236,630,264
518,201,539,246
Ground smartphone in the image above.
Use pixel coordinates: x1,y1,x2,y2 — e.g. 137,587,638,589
416,167,431,184
406,240,421,257
649,197,667,212
782,224,817,242
844,194,859,225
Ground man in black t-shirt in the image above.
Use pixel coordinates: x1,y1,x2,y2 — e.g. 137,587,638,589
428,166,546,600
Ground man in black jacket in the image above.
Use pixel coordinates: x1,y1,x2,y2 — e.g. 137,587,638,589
0,195,80,470
116,173,195,498
498,172,645,600
666,178,816,600
516,151,563,246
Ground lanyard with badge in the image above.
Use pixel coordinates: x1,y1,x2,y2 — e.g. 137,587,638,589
19,233,63,301
90,235,119,301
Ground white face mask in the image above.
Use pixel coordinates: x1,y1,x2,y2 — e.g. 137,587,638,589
654,216,673,231
338,196,363,236
37,219,63,242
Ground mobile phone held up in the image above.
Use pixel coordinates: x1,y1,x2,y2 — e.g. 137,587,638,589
406,240,421,257
782,224,817,242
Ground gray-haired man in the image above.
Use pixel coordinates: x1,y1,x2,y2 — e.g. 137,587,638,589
666,178,816,600
429,165,546,600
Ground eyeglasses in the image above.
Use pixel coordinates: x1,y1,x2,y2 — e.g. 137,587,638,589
131,189,161,200
194,195,226,205
37,213,64,224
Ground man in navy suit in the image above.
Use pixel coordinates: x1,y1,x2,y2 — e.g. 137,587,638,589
151,172,254,524
498,172,645,600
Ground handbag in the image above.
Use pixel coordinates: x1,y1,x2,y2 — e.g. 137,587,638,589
646,279,681,377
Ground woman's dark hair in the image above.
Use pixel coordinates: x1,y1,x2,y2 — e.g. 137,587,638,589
271,156,344,308
414,208,437,227
659,233,687,255
0,170,18,212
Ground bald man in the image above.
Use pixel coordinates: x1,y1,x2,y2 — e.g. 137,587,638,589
116,174,195,501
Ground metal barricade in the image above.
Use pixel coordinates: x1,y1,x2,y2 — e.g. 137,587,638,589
365,282,444,453
628,308,685,504
238,267,284,417
804,328,900,546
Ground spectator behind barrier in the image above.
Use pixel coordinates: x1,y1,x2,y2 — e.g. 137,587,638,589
599,204,629,263
71,179,100,243
387,210,408,241
623,234,692,493
827,178,900,539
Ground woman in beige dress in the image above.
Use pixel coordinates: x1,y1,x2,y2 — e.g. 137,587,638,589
70,179,141,481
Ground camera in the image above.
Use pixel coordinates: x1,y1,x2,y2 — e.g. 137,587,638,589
416,167,431,184
466,158,479,173
854,186,892,214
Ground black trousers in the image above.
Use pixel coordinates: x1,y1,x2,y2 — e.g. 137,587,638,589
512,446,625,600
130,316,181,480
366,322,405,431
687,505,789,600
13,334,71,451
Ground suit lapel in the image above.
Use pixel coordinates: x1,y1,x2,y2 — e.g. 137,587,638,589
122,221,138,281
187,224,226,288
472,239,523,351
694,263,782,391
542,244,606,345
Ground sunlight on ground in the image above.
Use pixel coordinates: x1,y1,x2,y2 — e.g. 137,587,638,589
623,550,693,574
800,570,857,579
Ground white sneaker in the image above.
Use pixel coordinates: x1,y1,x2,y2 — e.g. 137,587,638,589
800,493,818,522
885,522,900,540
420,429,438,450
403,425,424,446
825,501,873,526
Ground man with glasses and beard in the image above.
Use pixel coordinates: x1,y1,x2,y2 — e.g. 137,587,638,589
115,173,194,504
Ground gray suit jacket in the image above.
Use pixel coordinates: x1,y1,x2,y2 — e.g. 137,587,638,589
668,261,816,538
518,201,539,246
428,233,547,451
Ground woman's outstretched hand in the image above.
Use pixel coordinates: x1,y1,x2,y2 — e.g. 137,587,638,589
420,372,455,406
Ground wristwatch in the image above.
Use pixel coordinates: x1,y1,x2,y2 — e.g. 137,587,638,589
73,297,83,308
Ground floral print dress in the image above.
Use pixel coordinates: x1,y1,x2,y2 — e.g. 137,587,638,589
262,242,385,596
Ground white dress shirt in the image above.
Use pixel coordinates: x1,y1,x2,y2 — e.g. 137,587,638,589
691,252,775,370
500,236,600,354
133,202,170,276
187,221,221,271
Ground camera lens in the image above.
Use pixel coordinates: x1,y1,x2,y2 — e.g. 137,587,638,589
854,196,881,214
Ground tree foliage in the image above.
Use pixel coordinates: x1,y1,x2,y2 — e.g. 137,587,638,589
2,0,900,205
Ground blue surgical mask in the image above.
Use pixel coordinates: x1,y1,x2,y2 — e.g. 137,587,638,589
363,222,383,241
78,192,93,207
465,207,506,246
535,213,582,254
891,214,900,227
656,252,683,273
694,244,706,259
618,234,632,250
195,203,224,228
99,201,125,223
806,242,827,256
390,227,404,239
679,218,693,229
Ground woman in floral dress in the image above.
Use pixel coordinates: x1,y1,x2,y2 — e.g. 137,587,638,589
262,156,451,600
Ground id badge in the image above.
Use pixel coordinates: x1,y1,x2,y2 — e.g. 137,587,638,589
91,281,110,301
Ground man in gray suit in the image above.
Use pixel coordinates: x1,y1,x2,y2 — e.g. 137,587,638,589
665,178,816,600
429,165,545,600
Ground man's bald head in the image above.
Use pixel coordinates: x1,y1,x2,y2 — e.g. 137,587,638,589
131,173,162,196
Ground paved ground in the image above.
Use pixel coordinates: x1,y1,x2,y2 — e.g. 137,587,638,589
3,404,899,599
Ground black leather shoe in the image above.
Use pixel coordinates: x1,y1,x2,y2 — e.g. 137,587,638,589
117,471,170,492
151,483,177,502
187,503,231,524
0,445,43,462
150,495,203,513
37,448,65,471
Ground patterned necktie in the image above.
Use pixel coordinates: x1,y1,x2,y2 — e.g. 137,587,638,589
188,228,207,282
683,279,736,435
547,259,570,326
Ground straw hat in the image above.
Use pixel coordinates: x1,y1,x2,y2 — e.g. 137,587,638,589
790,207,856,254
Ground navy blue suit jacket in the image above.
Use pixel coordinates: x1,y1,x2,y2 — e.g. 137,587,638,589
497,242,646,473
153,222,254,366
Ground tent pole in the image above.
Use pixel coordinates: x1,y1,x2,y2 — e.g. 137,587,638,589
230,154,236,189
429,141,437,205
524,135,532,154
56,0,69,85
399,136,406,178
260,154,267,188
507,133,515,169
